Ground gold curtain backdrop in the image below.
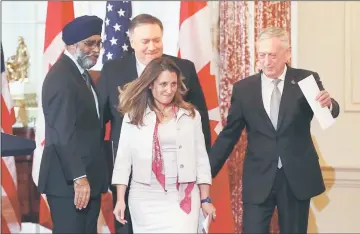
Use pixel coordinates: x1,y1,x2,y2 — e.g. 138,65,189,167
218,1,292,233
219,2,250,233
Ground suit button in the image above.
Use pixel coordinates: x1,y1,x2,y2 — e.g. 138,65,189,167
180,164,184,168
179,145,182,149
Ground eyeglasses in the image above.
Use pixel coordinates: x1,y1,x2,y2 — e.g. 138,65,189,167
82,40,103,49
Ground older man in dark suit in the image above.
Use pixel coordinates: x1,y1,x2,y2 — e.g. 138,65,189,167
38,15,108,233
210,27,340,233
97,13,211,234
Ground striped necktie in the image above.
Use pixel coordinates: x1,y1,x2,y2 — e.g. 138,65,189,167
82,71,91,90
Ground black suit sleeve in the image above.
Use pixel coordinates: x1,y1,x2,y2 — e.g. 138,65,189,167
210,83,246,178
313,72,340,118
45,82,86,181
186,61,211,153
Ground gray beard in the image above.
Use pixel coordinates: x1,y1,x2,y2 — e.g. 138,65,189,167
75,47,96,70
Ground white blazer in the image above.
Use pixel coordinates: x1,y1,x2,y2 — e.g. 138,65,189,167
111,107,212,186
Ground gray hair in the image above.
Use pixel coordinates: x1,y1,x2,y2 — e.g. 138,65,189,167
257,27,290,49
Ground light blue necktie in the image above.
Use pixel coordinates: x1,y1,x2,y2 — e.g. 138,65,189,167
270,79,282,168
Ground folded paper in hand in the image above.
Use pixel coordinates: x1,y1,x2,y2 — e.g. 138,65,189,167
297,74,336,129
198,212,210,234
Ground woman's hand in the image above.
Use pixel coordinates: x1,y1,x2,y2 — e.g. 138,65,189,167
113,200,127,224
201,202,216,222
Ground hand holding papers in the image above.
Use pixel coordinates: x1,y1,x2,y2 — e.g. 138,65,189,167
297,75,336,129
198,212,210,234
198,202,216,233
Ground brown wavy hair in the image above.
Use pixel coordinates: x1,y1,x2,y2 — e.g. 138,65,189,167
117,57,195,126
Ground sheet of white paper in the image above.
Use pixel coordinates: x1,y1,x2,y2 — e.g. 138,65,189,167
297,75,335,129
197,212,210,234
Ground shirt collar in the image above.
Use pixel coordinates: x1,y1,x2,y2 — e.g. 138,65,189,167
64,49,85,74
135,56,147,75
145,105,190,120
261,65,287,85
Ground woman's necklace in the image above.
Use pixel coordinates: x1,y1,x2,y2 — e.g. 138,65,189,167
156,105,174,123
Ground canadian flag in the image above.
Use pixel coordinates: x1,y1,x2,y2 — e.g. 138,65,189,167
178,2,235,233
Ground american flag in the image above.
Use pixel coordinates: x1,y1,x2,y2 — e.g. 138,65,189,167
102,1,133,63
99,2,134,233
1,44,21,233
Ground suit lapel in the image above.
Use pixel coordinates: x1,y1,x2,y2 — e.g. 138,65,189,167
60,54,82,78
61,54,90,88
88,76,103,124
61,54,100,123
126,53,139,82
253,74,276,133
277,67,297,131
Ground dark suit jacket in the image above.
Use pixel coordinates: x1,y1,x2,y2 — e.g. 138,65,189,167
38,54,108,198
97,53,211,152
210,67,340,204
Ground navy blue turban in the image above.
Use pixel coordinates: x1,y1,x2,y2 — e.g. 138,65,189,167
62,15,103,45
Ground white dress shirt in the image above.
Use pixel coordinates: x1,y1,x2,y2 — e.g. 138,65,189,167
64,50,99,181
261,66,287,168
261,66,287,115
135,56,146,76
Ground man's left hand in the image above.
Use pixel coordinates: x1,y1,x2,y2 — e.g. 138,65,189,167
316,90,332,108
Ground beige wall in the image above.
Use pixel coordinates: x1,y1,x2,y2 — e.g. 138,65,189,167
296,1,360,233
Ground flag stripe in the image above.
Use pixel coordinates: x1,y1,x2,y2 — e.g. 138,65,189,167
2,156,18,187
1,214,11,234
1,73,15,117
100,191,115,232
179,7,212,72
43,2,74,51
39,195,53,230
196,63,218,109
1,43,21,233
43,33,66,64
179,2,207,26
1,188,21,233
1,97,15,134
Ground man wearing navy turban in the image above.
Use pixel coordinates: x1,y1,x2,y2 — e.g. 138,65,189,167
37,15,109,233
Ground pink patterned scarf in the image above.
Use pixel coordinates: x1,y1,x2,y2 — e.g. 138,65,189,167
152,105,195,214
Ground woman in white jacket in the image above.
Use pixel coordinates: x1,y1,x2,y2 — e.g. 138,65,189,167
112,57,216,233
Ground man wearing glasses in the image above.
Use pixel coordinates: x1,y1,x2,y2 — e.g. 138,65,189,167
38,15,108,233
